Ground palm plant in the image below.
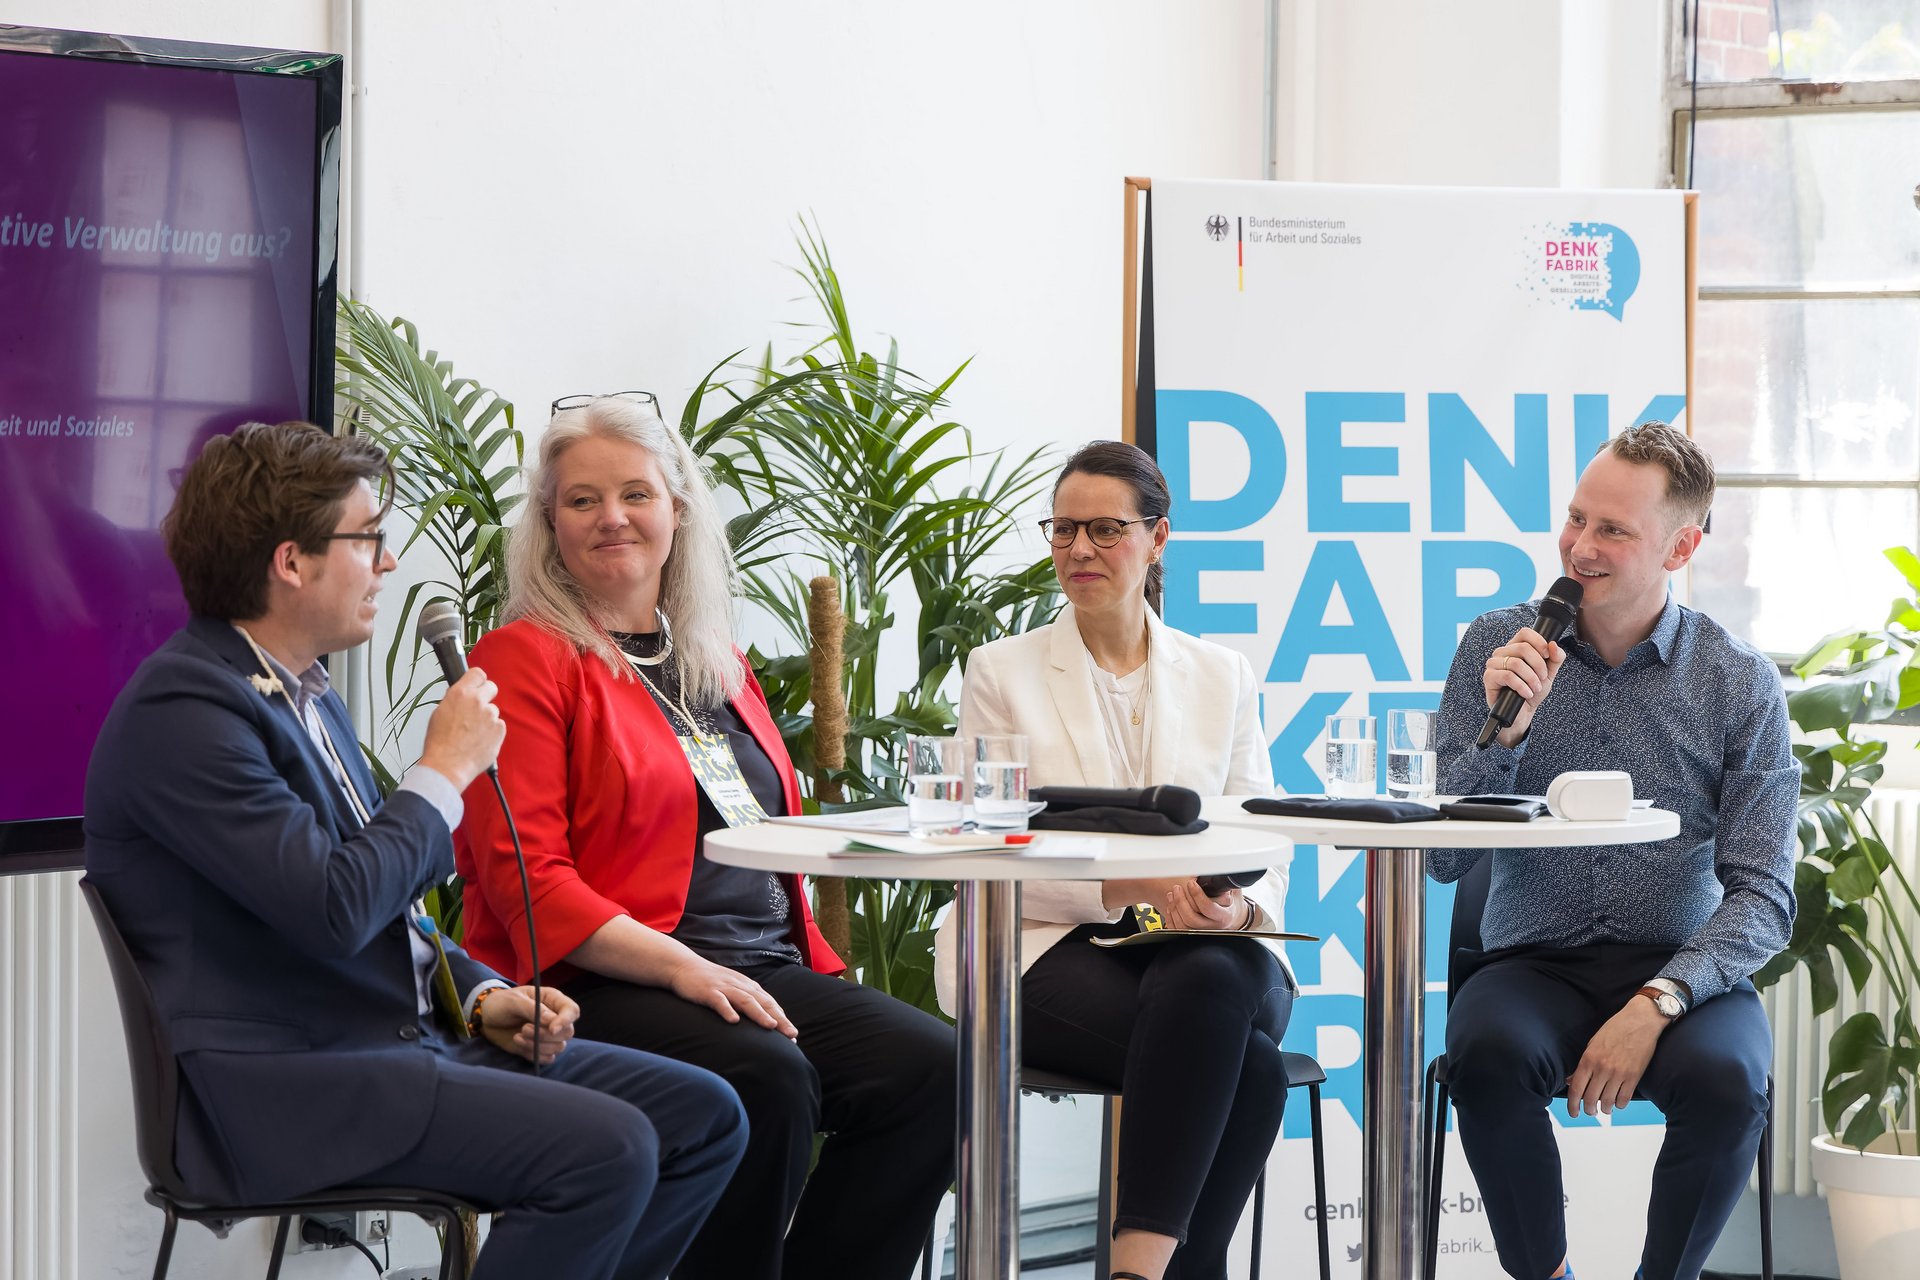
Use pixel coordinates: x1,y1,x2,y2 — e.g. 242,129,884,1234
685,221,1061,1009
1755,546,1920,1151
334,298,523,757
333,224,1062,1015
334,298,524,938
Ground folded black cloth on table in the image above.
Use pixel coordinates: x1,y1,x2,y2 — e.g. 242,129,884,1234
1241,795,1443,823
1028,807,1208,837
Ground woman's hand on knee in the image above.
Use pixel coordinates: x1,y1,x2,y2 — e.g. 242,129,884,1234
666,955,799,1040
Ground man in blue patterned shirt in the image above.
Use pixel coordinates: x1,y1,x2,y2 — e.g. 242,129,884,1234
1431,422,1796,1280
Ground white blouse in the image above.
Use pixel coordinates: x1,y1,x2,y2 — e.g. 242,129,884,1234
1086,646,1151,788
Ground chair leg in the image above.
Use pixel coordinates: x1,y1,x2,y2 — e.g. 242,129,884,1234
151,1203,181,1280
1250,1166,1265,1279
1096,1097,1116,1279
1759,1075,1775,1280
1425,1062,1449,1280
1308,1082,1330,1280
434,1207,460,1280
263,1216,290,1280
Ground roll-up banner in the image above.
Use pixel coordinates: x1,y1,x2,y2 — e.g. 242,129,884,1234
1139,179,1691,1277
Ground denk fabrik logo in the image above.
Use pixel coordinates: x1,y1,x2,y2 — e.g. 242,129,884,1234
1205,214,1230,241
1530,220,1641,321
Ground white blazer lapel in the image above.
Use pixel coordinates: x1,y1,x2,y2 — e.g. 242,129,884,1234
1044,605,1117,787
1143,608,1187,784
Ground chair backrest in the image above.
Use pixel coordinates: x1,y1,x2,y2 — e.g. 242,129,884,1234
1444,852,1495,1003
80,878,190,1198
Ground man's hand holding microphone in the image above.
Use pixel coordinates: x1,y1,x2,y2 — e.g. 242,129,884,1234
1475,576,1582,750
418,665,506,792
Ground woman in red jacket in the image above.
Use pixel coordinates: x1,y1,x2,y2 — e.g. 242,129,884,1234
455,393,955,1280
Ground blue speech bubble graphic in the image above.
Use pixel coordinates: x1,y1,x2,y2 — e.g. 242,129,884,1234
1565,221,1639,321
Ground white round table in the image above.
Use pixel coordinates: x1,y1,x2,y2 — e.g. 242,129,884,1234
705,819,1294,1280
1200,796,1681,1280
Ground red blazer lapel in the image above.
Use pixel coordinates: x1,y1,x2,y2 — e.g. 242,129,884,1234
729,660,845,974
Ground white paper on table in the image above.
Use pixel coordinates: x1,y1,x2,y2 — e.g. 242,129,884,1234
769,808,911,834
837,834,1106,859
769,800,1047,837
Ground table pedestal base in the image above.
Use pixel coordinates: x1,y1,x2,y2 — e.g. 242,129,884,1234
1364,846,1427,1280
954,879,1022,1280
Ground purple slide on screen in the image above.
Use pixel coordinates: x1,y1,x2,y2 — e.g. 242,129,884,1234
0,52,317,824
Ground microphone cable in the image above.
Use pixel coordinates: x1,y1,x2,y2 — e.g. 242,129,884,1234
485,766,541,1075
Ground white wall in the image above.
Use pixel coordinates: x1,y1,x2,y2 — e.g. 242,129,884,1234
5,2,1724,1276
3,1,1271,1275
1283,0,1671,190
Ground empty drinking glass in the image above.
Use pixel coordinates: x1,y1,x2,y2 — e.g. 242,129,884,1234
1385,708,1438,801
1324,714,1376,798
972,733,1029,830
906,735,969,836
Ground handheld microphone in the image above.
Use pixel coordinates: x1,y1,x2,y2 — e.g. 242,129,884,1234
415,601,541,1072
417,601,495,781
1031,784,1203,827
1196,869,1267,897
1475,576,1584,749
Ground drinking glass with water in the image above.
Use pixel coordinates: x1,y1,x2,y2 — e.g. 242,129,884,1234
972,733,1029,830
1323,714,1376,798
906,735,969,836
1385,708,1438,801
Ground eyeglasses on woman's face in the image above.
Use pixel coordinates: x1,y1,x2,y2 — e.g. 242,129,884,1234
1037,516,1152,549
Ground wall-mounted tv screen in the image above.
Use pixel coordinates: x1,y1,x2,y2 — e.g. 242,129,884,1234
0,27,340,874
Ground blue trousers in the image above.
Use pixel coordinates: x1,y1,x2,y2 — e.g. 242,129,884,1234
346,1029,747,1280
1444,943,1770,1280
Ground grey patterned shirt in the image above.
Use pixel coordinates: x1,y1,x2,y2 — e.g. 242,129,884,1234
1429,597,1797,1003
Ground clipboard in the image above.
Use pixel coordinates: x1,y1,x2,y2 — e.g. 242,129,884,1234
1091,928,1319,948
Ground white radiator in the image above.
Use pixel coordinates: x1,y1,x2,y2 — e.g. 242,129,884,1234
1,870,80,1280
1760,787,1920,1197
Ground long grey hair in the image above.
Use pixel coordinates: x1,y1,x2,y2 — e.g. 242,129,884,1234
503,395,743,705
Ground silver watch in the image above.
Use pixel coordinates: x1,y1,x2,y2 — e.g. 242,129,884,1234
1641,977,1688,1020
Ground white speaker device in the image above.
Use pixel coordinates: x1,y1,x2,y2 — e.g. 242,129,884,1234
1545,770,1634,821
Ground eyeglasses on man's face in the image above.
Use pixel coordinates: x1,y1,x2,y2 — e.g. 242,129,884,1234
1037,516,1153,549
550,390,660,415
315,528,388,567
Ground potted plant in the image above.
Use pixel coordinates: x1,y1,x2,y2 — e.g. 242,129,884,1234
1754,546,1920,1278
335,221,1061,1020
684,220,1060,1013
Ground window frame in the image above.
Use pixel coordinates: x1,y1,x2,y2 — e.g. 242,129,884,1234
1666,3,1920,668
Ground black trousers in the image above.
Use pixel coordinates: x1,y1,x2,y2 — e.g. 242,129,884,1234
1022,923,1295,1280
571,960,956,1280
1444,943,1771,1280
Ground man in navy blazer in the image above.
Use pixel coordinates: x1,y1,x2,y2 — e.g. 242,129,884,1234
84,421,746,1280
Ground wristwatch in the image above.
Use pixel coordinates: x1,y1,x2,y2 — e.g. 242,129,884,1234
1637,978,1688,1021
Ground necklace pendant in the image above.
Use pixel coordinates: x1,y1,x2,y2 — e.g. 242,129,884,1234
1131,711,1142,726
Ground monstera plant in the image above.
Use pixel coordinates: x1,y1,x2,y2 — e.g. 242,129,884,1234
1754,547,1920,1161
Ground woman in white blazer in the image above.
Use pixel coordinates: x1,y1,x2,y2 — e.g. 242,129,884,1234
933,441,1292,1280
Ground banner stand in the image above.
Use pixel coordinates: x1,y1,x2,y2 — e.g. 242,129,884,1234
1119,175,1697,1278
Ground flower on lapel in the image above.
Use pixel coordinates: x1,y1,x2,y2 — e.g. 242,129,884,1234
248,671,285,698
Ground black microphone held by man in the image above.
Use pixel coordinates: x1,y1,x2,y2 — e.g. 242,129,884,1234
1474,574,1584,748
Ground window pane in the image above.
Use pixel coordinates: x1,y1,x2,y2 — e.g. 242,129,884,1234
1692,1,1920,84
1694,298,1920,479
1690,108,1920,288
1689,486,1917,653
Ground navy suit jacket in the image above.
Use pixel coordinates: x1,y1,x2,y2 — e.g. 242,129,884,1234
84,615,503,1204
